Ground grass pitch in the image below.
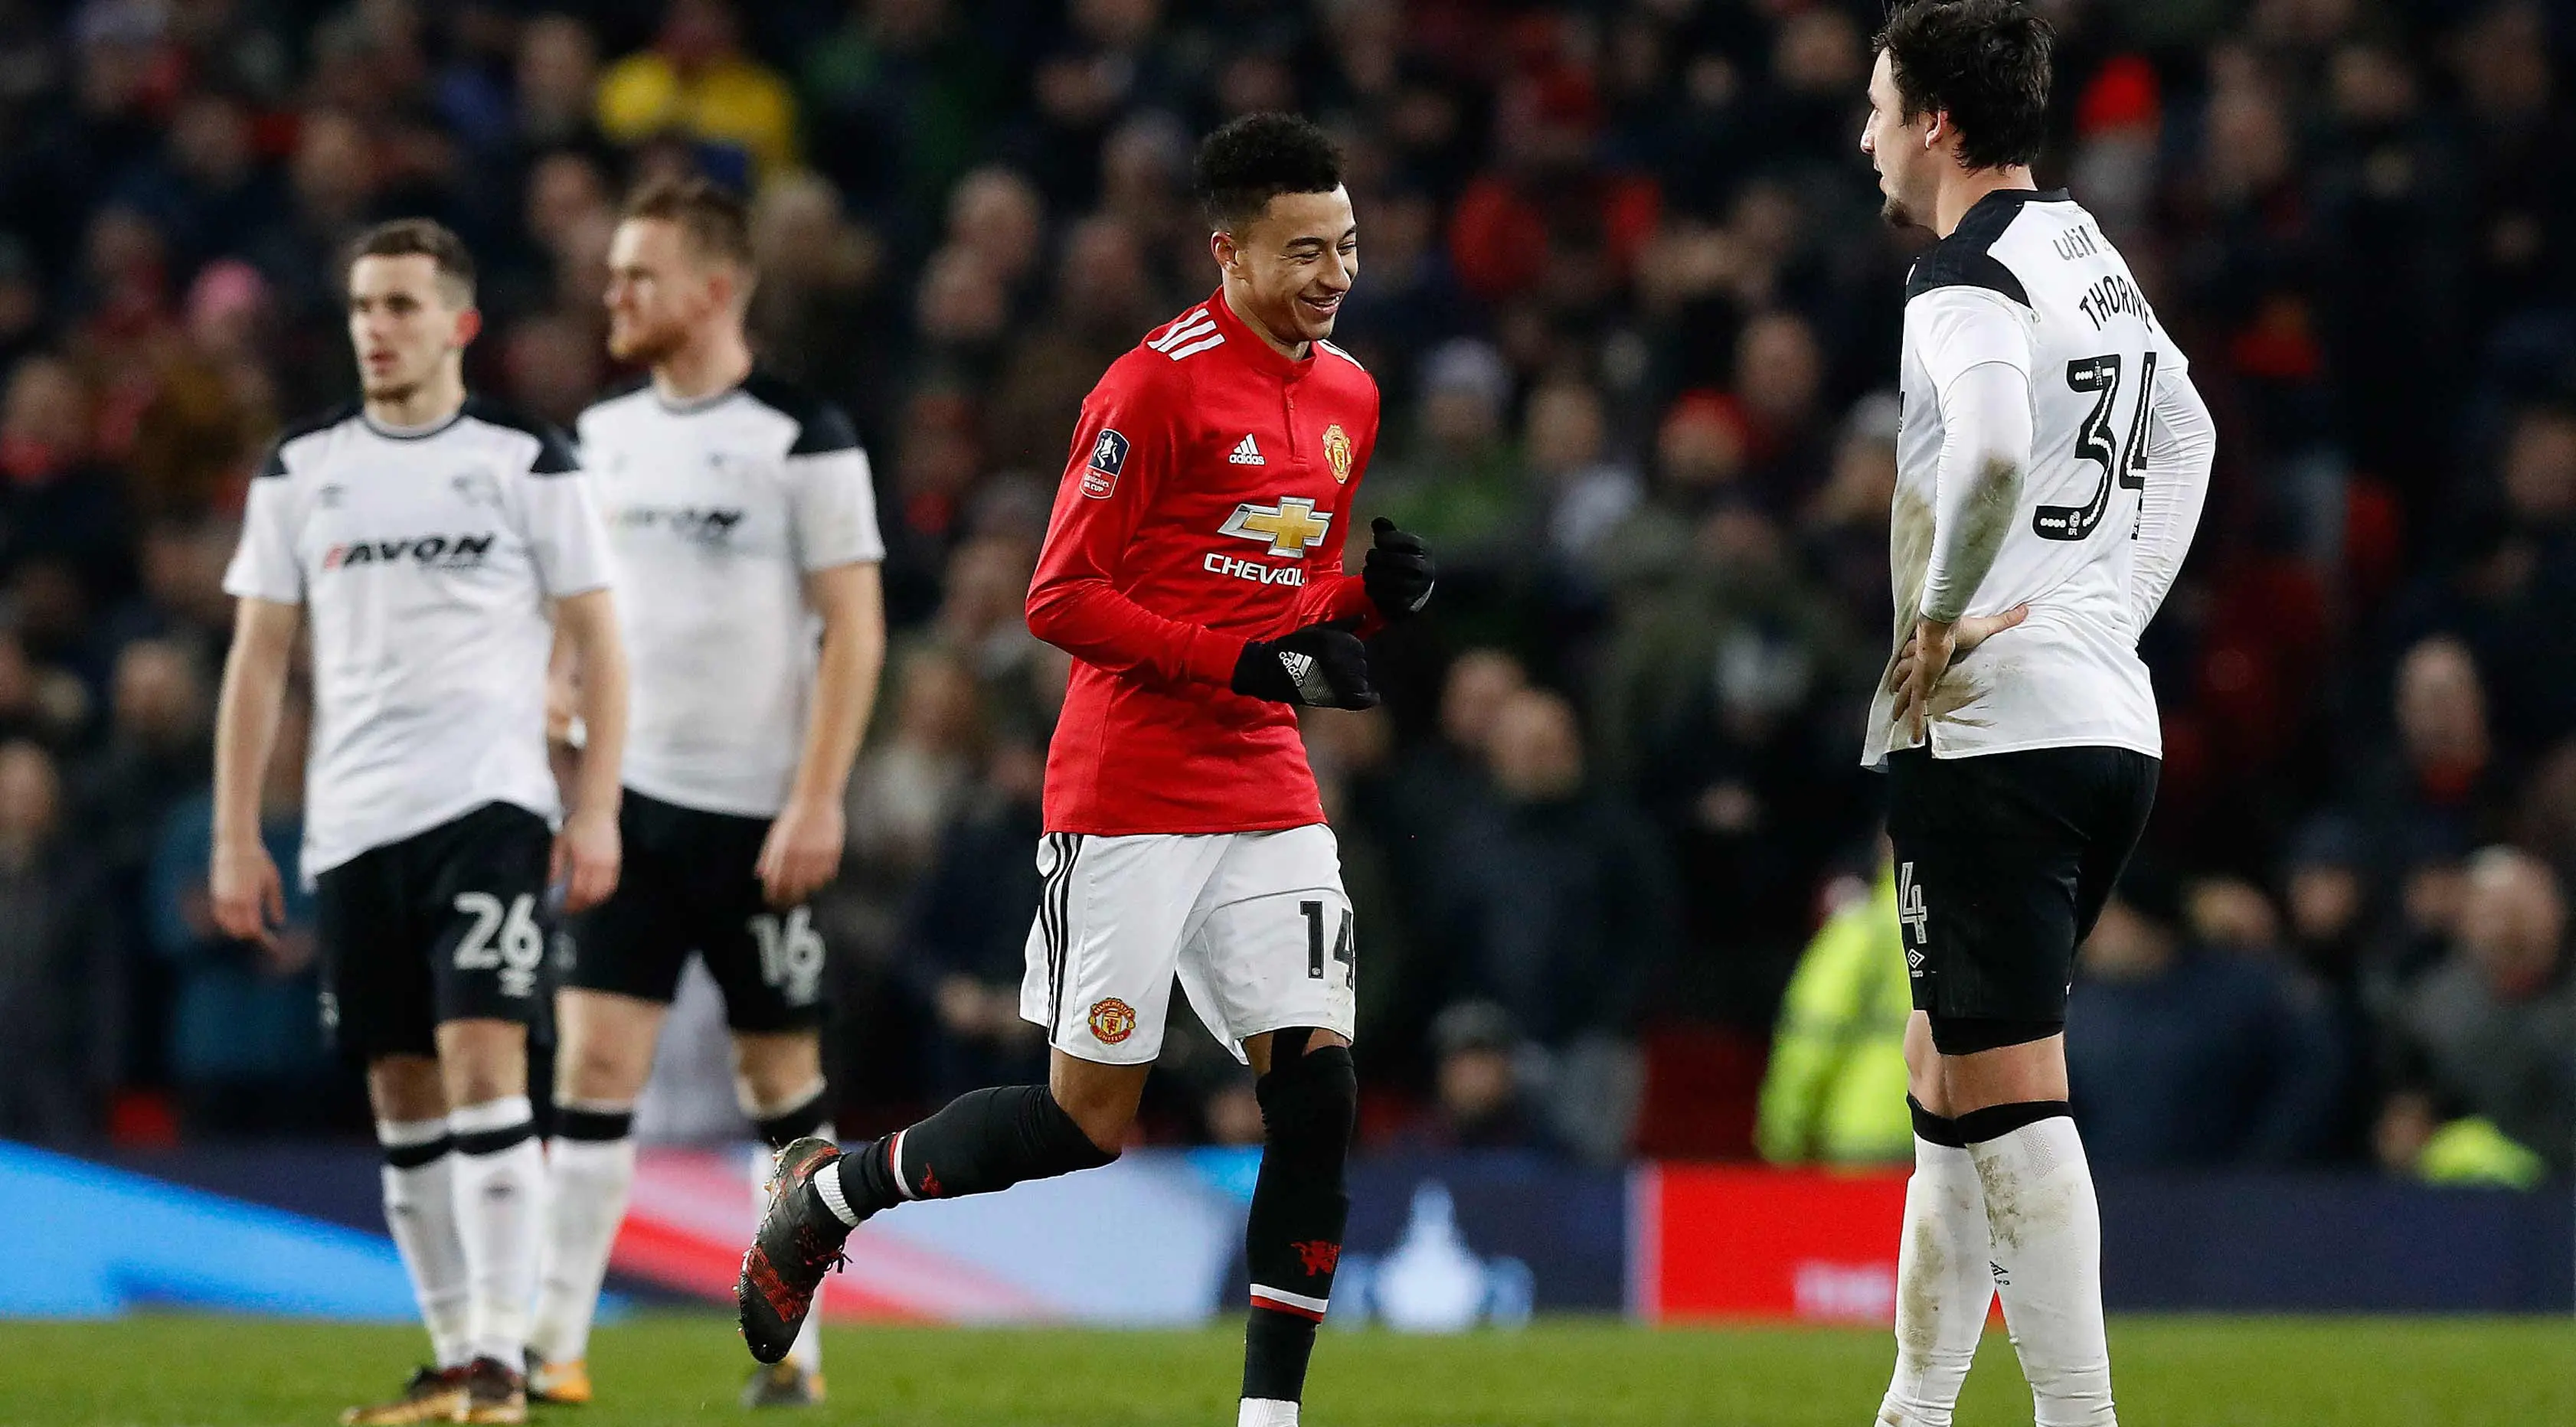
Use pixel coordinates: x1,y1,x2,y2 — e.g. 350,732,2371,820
0,1313,2566,1425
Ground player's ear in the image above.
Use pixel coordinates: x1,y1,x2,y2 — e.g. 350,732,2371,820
1211,228,1239,273
453,305,483,348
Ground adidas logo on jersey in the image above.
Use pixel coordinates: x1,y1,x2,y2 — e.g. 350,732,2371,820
1229,435,1266,465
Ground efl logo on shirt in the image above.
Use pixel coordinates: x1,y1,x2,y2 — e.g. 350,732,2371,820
1084,429,1130,498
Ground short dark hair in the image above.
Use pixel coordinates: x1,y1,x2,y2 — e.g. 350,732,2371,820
1874,0,2055,171
1193,113,1344,231
348,218,477,304
623,175,754,267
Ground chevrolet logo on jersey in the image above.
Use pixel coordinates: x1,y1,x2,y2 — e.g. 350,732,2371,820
1220,498,1331,557
322,533,497,570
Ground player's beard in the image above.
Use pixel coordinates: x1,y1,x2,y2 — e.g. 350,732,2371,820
607,315,686,367
1880,193,1917,230
361,374,420,406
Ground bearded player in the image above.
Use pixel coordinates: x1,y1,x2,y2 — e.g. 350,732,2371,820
526,178,887,1409
734,113,1433,1427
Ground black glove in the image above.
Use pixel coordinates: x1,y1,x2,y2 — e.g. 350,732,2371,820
1231,620,1379,710
1362,517,1436,621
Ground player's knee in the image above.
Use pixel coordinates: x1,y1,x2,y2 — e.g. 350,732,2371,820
1054,1096,1133,1158
558,1033,652,1104
1046,1073,1137,1156
732,1030,823,1109
1254,1037,1356,1161
435,1021,530,1106
366,1055,446,1123
1903,1014,1948,1112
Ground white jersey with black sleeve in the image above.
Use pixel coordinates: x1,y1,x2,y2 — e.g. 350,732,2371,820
574,371,885,818
1864,187,2217,767
223,398,613,881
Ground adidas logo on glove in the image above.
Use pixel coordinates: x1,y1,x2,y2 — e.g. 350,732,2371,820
1279,649,1332,702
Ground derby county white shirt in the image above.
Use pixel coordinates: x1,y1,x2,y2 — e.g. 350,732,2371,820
576,373,885,818
1864,188,2215,766
224,399,612,880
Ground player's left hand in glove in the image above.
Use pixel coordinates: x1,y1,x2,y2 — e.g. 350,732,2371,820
1362,517,1436,620
1231,619,1380,710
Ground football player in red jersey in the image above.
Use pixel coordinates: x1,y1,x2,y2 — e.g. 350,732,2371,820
737,115,1431,1427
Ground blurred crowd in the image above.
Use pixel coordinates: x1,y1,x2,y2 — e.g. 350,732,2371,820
0,0,2568,1181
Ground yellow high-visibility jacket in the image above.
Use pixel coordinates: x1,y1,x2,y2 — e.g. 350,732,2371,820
1757,866,1916,1165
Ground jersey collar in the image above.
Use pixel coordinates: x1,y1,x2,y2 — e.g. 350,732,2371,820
1207,288,1314,384
361,405,466,440
1960,186,2071,224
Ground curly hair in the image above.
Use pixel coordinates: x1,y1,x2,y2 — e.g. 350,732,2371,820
1192,113,1344,230
1874,0,2055,171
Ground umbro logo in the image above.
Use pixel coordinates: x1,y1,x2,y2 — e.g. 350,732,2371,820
1229,434,1266,465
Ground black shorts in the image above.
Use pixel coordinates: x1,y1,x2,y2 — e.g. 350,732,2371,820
1885,745,2158,1033
314,801,557,1063
561,789,825,1033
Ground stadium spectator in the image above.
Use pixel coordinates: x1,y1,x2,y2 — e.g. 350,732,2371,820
1381,648,1523,906
595,0,799,184
896,737,1048,1100
826,645,986,960
2352,637,2519,870
1420,688,1669,1161
147,696,329,1133
71,639,212,1004
1,354,130,604
2376,847,2576,1181
2066,881,2350,1167
1756,862,1911,1166
1394,1000,1560,1155
0,740,110,1141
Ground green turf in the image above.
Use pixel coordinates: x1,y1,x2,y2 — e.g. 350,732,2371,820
0,1314,2567,1425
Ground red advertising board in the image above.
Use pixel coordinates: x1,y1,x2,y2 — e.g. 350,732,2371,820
1631,1166,1911,1322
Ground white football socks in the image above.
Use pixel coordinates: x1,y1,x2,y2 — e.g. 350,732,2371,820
378,1118,472,1370
530,1105,637,1367
1878,1130,1994,1427
449,1095,544,1372
1966,1111,2116,1427
1238,1397,1299,1426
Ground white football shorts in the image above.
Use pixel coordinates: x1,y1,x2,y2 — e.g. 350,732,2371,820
1018,823,1357,1066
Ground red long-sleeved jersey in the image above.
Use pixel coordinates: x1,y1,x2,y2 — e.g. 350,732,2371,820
1026,289,1383,834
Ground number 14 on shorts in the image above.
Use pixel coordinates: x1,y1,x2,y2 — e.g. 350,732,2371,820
1301,900,1355,986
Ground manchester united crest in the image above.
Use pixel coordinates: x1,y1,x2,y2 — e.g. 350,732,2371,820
1088,997,1138,1045
1321,423,1353,485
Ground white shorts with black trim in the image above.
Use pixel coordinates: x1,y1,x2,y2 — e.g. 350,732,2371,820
1018,824,1358,1066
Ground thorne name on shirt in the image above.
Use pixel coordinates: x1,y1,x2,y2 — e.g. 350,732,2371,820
1028,289,1384,836
222,399,613,883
